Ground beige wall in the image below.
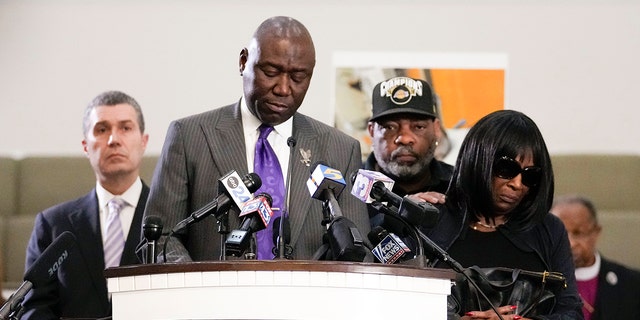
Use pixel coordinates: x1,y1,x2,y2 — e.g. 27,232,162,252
0,0,639,157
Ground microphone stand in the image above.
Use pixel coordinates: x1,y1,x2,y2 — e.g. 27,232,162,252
0,281,32,320
312,200,334,260
276,137,296,260
412,223,505,320
218,212,229,260
374,197,504,319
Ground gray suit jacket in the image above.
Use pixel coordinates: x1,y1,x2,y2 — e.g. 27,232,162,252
146,102,369,261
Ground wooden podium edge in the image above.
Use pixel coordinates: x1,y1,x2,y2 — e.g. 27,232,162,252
105,260,456,280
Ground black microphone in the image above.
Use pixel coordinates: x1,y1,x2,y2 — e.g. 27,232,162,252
171,171,261,233
307,163,367,262
24,231,77,283
225,193,274,257
350,169,428,267
368,226,411,264
143,215,163,264
326,216,367,261
307,161,346,219
271,216,293,259
0,281,32,320
2,232,78,319
370,181,439,228
276,137,296,259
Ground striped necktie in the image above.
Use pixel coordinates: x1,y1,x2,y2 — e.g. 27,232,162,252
104,197,127,268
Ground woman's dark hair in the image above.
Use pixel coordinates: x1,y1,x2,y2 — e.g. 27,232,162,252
446,110,554,231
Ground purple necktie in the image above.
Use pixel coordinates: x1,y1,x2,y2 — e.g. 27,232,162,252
253,124,285,259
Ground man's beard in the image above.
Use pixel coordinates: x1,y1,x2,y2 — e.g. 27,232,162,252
376,145,434,182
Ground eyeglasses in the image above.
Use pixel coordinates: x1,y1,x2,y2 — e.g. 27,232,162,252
493,156,542,188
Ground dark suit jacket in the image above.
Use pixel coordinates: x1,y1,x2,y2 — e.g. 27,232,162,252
21,184,149,320
146,102,370,261
592,256,640,320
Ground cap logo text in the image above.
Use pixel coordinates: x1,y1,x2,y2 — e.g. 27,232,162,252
379,77,423,105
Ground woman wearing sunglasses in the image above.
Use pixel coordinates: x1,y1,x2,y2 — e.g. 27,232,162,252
426,110,583,319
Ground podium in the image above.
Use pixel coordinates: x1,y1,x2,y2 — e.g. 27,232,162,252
105,260,454,319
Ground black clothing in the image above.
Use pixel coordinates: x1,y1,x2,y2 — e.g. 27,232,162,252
364,153,453,260
443,227,546,271
591,257,640,320
426,204,584,319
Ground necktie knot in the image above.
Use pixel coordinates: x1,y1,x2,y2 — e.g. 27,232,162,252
108,198,126,215
258,124,274,140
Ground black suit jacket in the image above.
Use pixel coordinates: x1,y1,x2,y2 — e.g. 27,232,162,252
21,184,149,320
592,257,640,320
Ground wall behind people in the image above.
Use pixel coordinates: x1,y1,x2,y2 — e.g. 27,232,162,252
0,0,639,157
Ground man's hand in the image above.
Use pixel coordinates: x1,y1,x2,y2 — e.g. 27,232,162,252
408,191,446,204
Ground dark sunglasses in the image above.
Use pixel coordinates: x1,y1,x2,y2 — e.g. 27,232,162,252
493,156,542,188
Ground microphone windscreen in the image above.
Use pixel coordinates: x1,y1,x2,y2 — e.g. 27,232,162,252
24,231,77,283
287,137,297,148
255,192,273,206
367,226,386,245
143,215,164,241
244,172,262,192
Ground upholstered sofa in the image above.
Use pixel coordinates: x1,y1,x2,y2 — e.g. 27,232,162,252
1,154,639,289
0,156,158,288
551,154,640,270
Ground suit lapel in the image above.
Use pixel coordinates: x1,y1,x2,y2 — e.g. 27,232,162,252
121,184,149,265
67,191,109,298
288,114,318,244
201,102,249,177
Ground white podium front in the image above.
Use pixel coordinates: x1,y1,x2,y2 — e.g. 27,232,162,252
105,260,454,320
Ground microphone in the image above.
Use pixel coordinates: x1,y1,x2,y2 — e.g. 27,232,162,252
0,281,32,320
225,193,274,257
307,163,367,262
370,180,439,228
24,231,77,284
368,226,411,264
142,215,163,264
2,232,77,319
171,171,261,233
271,216,293,259
307,162,346,200
326,216,367,261
307,162,346,219
350,170,429,267
350,169,395,203
276,137,296,259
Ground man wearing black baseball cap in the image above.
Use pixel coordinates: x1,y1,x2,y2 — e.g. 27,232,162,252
365,76,453,236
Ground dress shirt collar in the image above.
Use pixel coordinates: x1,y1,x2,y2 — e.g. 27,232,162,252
240,96,293,140
96,177,143,211
575,252,601,281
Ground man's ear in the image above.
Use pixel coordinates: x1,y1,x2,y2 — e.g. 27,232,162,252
367,121,375,137
82,139,89,157
239,48,249,75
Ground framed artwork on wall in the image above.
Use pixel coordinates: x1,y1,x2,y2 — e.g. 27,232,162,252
332,52,507,164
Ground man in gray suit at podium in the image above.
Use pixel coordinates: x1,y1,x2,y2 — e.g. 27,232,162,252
145,16,369,262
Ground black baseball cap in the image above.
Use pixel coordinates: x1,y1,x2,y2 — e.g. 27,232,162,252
370,76,437,122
